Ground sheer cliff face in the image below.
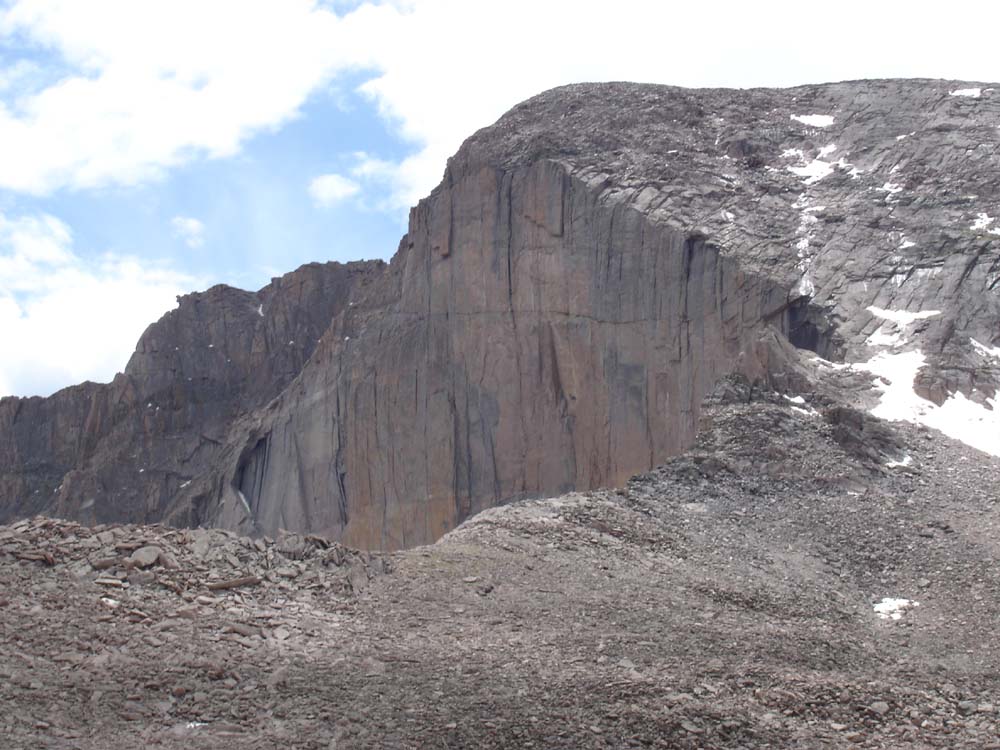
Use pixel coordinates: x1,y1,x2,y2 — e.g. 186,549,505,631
207,159,790,548
2,80,998,549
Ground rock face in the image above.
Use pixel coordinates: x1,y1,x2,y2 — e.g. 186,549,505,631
0,261,384,526
1,79,998,549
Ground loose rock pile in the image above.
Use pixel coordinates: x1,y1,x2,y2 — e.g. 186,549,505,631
1,381,998,748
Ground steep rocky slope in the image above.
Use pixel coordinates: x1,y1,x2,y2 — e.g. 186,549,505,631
2,377,997,748
0,261,384,525
1,79,998,550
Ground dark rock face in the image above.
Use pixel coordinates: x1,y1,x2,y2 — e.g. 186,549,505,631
1,79,998,549
0,261,384,526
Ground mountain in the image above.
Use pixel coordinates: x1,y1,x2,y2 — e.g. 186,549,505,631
1,79,998,550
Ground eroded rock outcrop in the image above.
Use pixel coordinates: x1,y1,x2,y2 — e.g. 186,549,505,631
0,261,384,525
1,80,998,549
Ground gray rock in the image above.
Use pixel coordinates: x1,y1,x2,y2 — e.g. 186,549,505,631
130,545,162,568
869,701,891,716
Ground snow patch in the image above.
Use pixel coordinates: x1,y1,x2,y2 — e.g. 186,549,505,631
791,114,835,128
874,597,918,620
867,327,904,348
867,306,940,326
179,480,191,489
950,87,981,98
971,212,998,232
795,274,815,297
817,143,838,157
789,159,835,184
853,350,1000,457
810,354,850,370
257,304,264,317
971,338,1000,359
237,490,252,515
899,237,916,250
885,454,912,468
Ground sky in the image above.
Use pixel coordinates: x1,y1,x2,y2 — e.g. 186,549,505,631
1,0,999,398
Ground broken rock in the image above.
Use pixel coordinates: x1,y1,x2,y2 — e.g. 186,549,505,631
130,545,163,568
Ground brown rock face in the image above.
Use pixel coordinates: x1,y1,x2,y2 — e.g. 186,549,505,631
205,158,792,548
2,80,998,549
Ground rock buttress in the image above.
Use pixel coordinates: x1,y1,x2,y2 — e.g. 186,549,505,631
208,156,794,549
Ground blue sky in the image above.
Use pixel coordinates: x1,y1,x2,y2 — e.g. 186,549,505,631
1,0,999,398
26,71,410,286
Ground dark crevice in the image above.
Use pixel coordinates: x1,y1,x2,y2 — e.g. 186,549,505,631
234,432,270,519
784,298,845,362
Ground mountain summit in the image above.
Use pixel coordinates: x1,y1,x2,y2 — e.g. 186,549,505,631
1,79,998,549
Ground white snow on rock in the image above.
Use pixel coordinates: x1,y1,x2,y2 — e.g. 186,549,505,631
865,306,937,346
795,274,815,297
867,306,941,326
257,304,264,317
784,394,820,417
791,406,818,417
971,338,1000,359
950,88,982,98
971,212,1000,234
810,354,850,371
237,489,252,515
789,158,835,184
885,454,912,468
867,327,904,348
791,114,835,127
853,350,1000,457
899,237,916,249
874,597,918,620
785,147,861,184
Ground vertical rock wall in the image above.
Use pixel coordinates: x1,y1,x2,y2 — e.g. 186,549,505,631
211,158,792,549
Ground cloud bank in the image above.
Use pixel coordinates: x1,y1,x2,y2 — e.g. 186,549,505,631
0,211,197,397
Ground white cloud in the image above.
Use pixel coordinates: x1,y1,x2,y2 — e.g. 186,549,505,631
171,215,205,248
341,0,1000,210
0,211,198,398
2,0,999,205
308,173,360,206
0,0,395,194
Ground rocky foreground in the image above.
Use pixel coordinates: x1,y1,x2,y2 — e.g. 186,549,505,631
2,376,998,749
